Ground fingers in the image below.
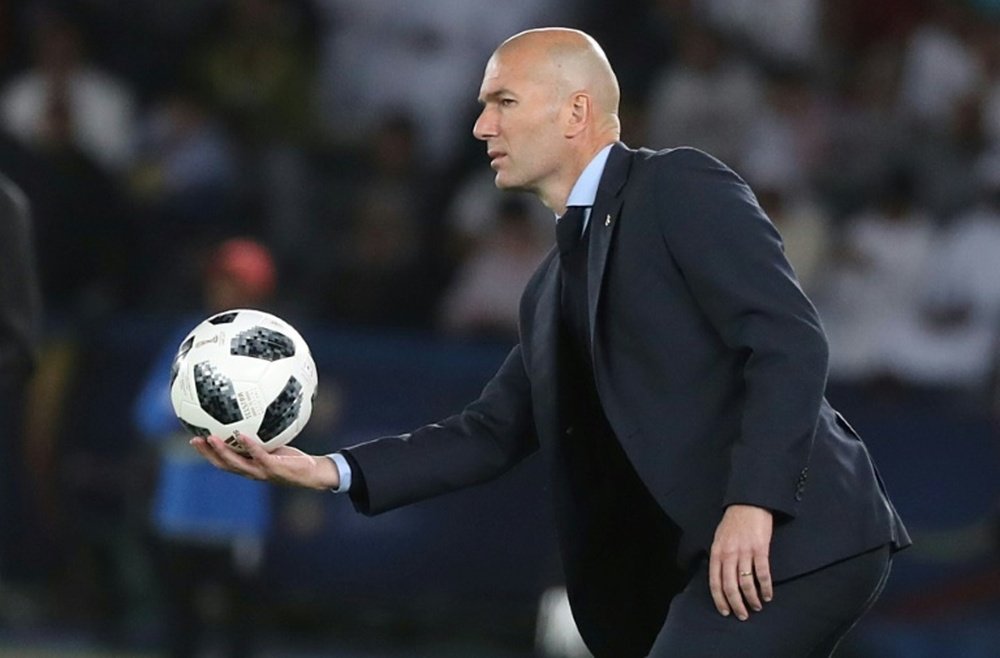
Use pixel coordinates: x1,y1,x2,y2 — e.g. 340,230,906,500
194,434,269,480
738,559,762,614
709,548,772,621
190,437,229,470
709,552,730,618
709,504,775,621
191,434,328,489
723,554,751,621
754,552,774,603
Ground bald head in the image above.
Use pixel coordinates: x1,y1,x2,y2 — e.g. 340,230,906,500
473,28,622,212
494,28,621,135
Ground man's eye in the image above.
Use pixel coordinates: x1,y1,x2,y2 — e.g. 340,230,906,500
500,98,516,107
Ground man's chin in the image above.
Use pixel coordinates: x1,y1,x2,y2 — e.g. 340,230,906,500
493,173,526,192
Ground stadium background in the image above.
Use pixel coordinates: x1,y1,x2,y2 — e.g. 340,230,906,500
1,0,1000,656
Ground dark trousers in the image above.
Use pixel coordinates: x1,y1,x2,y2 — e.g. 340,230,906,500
648,545,891,658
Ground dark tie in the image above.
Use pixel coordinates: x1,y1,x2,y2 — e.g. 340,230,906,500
557,205,587,255
558,204,591,371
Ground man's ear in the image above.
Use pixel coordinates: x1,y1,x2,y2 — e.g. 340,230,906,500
565,91,590,137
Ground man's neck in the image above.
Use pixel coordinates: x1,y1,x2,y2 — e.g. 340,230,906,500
544,140,615,215
550,141,614,216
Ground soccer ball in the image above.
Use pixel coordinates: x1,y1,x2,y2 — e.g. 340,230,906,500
169,309,318,453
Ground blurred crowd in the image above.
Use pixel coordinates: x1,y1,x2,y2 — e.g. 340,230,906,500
0,0,998,395
2,0,1000,653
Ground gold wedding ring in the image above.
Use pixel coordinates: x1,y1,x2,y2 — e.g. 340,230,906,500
739,571,753,578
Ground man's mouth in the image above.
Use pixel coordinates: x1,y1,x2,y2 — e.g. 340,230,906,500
488,150,507,167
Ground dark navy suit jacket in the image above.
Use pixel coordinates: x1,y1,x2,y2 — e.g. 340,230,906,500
344,144,910,657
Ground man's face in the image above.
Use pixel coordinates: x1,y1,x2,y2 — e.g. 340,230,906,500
473,49,567,194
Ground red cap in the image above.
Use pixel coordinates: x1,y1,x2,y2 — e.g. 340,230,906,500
209,238,276,300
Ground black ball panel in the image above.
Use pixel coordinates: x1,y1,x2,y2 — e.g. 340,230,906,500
208,311,240,325
230,327,296,361
193,361,244,424
170,336,195,388
178,418,211,438
258,376,303,441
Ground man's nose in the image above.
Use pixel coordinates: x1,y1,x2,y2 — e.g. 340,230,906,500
473,108,496,141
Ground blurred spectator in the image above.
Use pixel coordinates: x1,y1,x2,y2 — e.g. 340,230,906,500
893,150,1000,397
816,168,937,386
818,43,908,216
896,3,984,130
909,86,990,218
322,185,429,328
438,197,551,340
445,167,552,262
129,87,241,310
979,20,1000,147
196,0,320,146
581,0,684,103
311,113,440,328
16,227,146,644
821,0,927,58
0,173,42,612
644,21,762,166
133,237,277,658
0,2,15,77
0,175,41,383
742,146,832,295
741,65,832,192
0,82,131,316
697,0,824,69
192,0,322,282
970,0,1000,16
0,4,137,173
315,0,569,167
63,1,220,102
131,89,239,221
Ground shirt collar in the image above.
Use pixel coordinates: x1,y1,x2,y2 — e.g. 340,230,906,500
565,144,614,209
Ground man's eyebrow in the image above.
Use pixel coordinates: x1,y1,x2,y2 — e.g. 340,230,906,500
478,89,515,104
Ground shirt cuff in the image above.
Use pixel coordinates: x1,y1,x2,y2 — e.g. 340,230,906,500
326,452,352,493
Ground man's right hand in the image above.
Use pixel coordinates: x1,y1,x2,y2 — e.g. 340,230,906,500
191,433,340,491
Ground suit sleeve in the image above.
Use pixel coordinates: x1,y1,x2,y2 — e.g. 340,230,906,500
342,344,538,515
655,149,828,518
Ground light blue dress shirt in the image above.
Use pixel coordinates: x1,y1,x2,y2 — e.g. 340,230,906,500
327,452,352,493
565,143,614,215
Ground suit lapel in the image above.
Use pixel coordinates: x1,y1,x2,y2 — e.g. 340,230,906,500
586,142,633,351
524,143,633,433
529,250,562,438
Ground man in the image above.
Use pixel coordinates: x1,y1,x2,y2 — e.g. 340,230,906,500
0,173,42,589
194,28,909,657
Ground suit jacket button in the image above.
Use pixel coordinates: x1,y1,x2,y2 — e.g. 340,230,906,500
565,426,574,436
